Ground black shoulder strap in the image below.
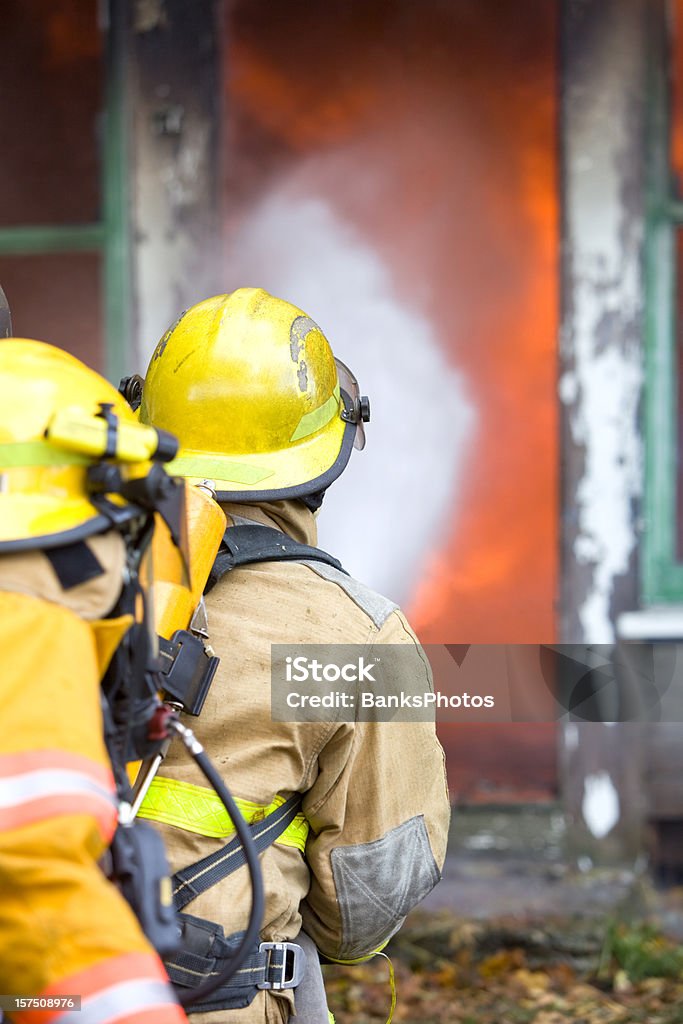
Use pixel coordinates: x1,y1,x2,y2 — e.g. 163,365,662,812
205,524,347,594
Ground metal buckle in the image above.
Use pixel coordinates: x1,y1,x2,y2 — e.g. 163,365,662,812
257,941,307,990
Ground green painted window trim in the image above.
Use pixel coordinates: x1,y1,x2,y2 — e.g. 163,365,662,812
644,4,683,602
102,0,132,386
0,225,105,254
0,2,130,388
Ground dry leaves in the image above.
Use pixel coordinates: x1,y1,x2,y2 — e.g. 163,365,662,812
323,911,683,1024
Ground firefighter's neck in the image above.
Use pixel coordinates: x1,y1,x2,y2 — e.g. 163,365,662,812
220,498,317,548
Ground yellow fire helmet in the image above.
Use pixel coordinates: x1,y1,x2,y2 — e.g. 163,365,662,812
0,339,179,552
137,288,370,501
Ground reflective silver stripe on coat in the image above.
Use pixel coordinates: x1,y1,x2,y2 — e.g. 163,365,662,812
57,979,178,1024
301,561,398,628
0,769,115,810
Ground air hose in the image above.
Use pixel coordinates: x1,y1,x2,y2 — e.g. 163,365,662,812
166,717,265,1008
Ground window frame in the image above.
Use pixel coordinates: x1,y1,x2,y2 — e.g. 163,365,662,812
0,5,131,385
643,1,683,602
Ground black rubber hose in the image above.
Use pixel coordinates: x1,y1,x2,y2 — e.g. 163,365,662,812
167,718,265,1008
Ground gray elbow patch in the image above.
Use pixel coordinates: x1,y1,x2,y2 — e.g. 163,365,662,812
330,815,440,959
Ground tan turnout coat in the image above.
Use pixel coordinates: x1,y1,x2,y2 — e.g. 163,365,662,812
148,501,450,1023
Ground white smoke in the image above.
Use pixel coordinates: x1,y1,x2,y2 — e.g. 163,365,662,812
225,191,475,605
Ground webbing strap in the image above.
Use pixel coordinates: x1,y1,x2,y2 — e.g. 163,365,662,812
165,921,306,1011
45,540,104,590
172,792,303,911
168,936,279,991
137,776,309,850
206,524,346,593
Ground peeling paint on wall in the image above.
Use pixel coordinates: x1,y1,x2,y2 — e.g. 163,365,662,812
567,340,642,642
564,722,579,751
582,770,620,838
562,3,645,643
128,1,221,368
558,0,650,862
137,118,214,362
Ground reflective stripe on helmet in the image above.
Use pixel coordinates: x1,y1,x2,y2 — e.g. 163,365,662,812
0,442,90,467
290,384,341,442
137,776,309,852
164,454,274,485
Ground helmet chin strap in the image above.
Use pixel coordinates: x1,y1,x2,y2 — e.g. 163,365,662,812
299,489,326,513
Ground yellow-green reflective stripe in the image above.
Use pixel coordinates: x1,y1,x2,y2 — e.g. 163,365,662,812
290,384,340,442
137,776,309,852
165,454,274,485
0,442,90,467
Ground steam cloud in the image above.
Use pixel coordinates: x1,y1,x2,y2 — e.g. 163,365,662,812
224,188,475,605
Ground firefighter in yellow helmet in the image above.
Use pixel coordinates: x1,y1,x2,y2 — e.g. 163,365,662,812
0,339,188,1024
134,288,451,1024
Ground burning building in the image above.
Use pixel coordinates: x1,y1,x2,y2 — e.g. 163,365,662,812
0,0,678,862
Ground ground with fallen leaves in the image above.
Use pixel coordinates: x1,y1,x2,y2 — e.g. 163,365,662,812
323,905,683,1024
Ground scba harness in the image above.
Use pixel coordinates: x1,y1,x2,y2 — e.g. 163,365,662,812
141,522,346,1012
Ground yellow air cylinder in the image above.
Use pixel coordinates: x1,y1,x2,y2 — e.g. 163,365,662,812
152,481,226,640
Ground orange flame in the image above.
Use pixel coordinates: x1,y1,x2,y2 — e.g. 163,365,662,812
226,0,558,800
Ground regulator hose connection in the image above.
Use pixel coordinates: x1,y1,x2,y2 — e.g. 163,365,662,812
166,716,266,1008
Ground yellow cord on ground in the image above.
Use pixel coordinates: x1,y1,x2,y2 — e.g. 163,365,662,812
374,951,396,1024
326,947,396,1024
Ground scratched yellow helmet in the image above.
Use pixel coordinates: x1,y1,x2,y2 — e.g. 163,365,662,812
137,288,370,500
0,339,178,551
